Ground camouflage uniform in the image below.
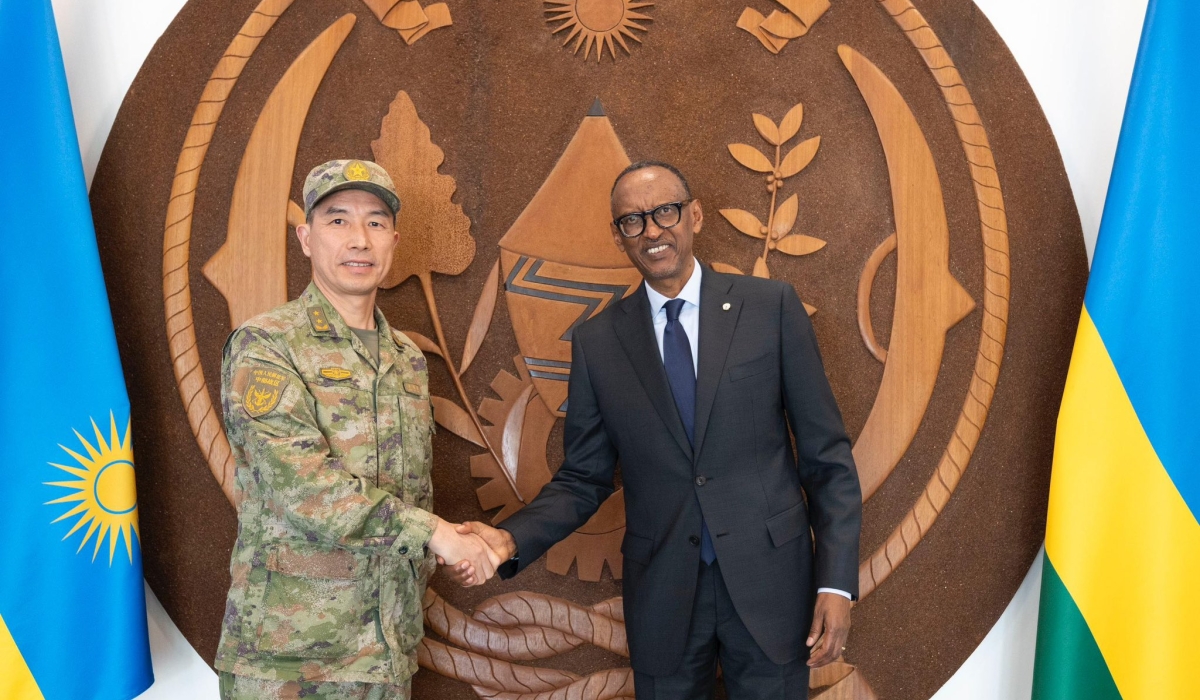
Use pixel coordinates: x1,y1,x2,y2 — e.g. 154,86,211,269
214,281,437,698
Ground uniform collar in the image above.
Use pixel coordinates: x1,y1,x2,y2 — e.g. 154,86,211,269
300,282,398,370
644,258,703,317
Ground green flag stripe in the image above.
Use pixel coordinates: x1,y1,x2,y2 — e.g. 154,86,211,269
1033,554,1122,700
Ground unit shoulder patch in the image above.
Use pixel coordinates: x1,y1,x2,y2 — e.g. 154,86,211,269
243,367,288,417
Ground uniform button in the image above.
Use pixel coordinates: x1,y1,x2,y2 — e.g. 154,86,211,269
695,476,707,486
399,546,409,555
689,535,701,546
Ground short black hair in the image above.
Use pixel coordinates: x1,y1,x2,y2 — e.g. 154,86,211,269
610,160,692,199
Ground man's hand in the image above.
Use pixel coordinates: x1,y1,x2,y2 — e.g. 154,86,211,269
427,517,500,587
806,592,852,667
437,521,516,586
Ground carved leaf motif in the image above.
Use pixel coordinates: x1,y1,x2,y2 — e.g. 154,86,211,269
779,135,820,178
772,194,799,239
431,396,484,446
460,259,500,374
500,384,535,491
752,114,780,146
397,329,442,357
775,234,827,256
779,103,804,143
372,91,475,287
752,257,770,278
728,144,774,173
719,208,767,239
710,262,745,275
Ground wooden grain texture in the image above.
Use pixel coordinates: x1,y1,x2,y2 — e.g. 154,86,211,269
721,106,825,306
161,0,297,504
372,90,474,288
545,0,653,62
498,109,643,417
472,360,555,520
460,259,501,375
737,0,829,53
810,660,880,699
400,3,452,45
856,233,898,363
839,44,976,503
854,0,1012,601
202,15,356,329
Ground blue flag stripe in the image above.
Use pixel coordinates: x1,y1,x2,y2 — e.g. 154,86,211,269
1083,0,1200,521
0,1,154,698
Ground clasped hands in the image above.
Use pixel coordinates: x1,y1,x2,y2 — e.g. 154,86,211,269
428,518,515,587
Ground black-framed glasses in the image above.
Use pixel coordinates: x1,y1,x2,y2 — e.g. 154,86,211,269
612,199,692,238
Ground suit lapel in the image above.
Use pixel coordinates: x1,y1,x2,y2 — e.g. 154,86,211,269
693,270,741,462
614,285,694,460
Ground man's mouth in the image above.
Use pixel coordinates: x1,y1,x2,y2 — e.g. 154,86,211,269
343,261,373,267
645,243,670,255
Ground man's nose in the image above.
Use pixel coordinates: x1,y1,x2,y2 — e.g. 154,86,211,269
642,218,667,239
347,221,370,247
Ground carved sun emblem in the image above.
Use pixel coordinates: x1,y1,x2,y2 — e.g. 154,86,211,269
544,0,653,61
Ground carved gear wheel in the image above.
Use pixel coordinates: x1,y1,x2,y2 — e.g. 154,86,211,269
472,358,626,581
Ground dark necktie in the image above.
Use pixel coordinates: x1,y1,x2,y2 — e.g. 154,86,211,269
663,298,716,564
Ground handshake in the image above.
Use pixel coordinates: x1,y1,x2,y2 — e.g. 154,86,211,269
427,517,517,587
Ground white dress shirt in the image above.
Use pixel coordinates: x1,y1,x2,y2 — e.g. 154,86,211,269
642,260,851,602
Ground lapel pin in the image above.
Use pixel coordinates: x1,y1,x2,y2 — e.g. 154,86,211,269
722,302,731,311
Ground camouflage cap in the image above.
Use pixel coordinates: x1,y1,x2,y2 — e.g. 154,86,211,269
302,159,401,219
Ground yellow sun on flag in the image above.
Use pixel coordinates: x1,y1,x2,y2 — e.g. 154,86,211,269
45,413,141,565
545,0,653,61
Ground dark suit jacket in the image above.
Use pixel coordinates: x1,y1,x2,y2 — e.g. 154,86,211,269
499,267,862,676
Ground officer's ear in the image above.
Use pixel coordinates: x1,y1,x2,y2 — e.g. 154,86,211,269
296,222,313,258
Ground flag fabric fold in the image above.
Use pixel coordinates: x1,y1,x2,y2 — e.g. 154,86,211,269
1032,0,1200,698
0,1,154,698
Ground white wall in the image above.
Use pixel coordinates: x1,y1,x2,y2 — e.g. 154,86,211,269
48,0,1147,697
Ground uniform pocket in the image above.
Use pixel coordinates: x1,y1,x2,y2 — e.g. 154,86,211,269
399,393,434,469
256,543,368,659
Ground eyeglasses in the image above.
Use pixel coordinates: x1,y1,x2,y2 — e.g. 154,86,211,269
612,200,692,238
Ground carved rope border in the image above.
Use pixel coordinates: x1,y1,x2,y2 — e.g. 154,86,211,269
858,0,1012,598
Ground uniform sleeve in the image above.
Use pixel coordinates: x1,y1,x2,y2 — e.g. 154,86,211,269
222,327,437,554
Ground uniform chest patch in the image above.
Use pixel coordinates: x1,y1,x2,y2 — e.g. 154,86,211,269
320,367,352,381
403,381,425,396
243,368,288,417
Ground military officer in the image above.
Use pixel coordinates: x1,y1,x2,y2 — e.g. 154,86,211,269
215,159,499,699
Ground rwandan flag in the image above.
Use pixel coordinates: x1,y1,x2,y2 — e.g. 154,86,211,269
0,0,154,698
1031,0,1200,698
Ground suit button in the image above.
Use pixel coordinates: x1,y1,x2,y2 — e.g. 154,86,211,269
689,535,701,546
695,476,707,486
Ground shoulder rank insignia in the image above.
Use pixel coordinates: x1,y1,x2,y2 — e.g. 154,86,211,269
244,368,288,417
308,307,331,332
320,367,352,381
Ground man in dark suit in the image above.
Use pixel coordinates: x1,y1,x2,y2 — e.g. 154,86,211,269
448,161,862,699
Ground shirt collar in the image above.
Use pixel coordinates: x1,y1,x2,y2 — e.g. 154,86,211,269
644,258,703,317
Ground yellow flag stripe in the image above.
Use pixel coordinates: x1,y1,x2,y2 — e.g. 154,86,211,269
0,613,44,700
1045,308,1200,699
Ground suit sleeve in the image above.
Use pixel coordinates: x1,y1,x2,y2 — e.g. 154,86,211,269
778,285,863,597
222,327,437,555
498,331,618,577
